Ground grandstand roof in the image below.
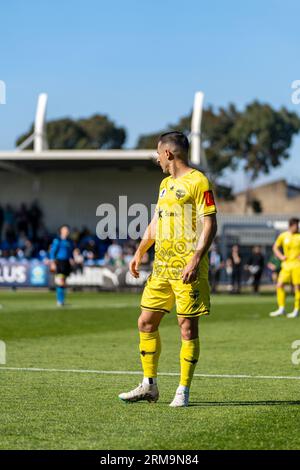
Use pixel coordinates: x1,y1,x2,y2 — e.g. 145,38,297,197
0,150,158,173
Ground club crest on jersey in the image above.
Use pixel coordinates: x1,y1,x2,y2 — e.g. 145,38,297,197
175,189,186,200
160,188,167,198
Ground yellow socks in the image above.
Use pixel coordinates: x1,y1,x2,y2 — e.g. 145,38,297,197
276,286,300,311
294,289,300,311
139,331,161,379
139,332,200,388
277,286,286,309
180,338,200,387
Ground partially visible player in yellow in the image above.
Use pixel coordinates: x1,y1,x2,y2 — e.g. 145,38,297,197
118,131,217,407
270,218,300,319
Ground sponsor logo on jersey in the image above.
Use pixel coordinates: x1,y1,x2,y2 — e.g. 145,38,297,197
160,188,167,198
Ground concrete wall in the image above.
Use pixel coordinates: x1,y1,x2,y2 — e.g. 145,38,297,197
0,167,163,234
2,167,299,235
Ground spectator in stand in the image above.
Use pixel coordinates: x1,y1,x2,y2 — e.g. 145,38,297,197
16,203,29,236
38,249,49,262
267,254,281,284
97,239,111,260
28,201,43,241
23,239,34,259
5,224,16,246
83,240,99,265
3,204,15,233
17,231,28,249
123,243,135,265
105,240,123,266
245,245,265,294
73,248,84,273
79,226,92,244
228,244,243,294
1,249,10,259
209,244,224,293
70,227,81,245
36,222,52,251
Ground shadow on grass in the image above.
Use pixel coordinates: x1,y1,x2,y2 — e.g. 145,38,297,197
188,400,300,407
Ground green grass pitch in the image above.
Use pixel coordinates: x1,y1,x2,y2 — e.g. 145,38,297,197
0,290,300,450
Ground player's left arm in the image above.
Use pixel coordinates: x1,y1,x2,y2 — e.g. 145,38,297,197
129,212,158,278
273,234,286,262
182,213,217,284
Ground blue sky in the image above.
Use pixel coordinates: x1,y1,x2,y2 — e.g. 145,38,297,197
0,0,299,190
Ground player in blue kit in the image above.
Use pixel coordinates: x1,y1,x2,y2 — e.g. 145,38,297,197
49,225,74,307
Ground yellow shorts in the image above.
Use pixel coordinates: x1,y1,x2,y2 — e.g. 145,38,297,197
278,266,300,285
141,274,210,318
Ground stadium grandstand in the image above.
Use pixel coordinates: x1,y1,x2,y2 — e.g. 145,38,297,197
0,93,298,290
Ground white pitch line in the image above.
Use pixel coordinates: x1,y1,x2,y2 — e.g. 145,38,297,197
0,366,300,381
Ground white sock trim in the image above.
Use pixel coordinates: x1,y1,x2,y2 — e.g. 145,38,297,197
143,377,157,385
177,385,189,393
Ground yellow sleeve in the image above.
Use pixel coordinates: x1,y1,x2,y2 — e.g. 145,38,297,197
274,233,284,248
193,175,217,217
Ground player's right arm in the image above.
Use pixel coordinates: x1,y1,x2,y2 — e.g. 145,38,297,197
272,233,286,262
129,212,158,278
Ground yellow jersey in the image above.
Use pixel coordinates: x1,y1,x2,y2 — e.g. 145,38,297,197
275,231,300,269
153,169,217,280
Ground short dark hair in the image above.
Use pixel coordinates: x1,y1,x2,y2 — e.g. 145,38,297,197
59,224,70,233
158,131,189,160
289,217,299,227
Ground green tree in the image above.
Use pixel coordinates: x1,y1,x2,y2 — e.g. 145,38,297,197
78,115,126,149
136,102,300,181
231,102,300,179
16,114,126,150
136,105,240,178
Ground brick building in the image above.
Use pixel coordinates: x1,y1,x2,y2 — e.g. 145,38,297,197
216,179,300,215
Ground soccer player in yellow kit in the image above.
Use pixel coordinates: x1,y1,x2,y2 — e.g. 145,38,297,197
118,131,217,407
270,218,300,319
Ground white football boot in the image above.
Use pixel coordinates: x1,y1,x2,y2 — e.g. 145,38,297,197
269,307,285,318
287,309,299,319
169,386,190,408
118,383,159,403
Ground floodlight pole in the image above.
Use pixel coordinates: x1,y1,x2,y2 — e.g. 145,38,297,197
34,93,48,153
190,91,204,167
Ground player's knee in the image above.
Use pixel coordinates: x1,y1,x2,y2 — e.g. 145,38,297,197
276,283,284,289
138,316,156,333
179,318,198,340
181,328,195,341
55,277,65,287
